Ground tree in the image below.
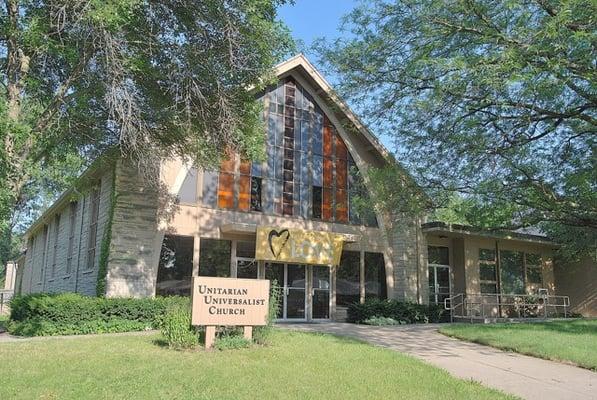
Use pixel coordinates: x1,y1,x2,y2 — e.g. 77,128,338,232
0,0,293,265
317,0,596,259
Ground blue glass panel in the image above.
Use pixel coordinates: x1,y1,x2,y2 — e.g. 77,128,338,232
300,184,310,218
251,161,262,177
300,150,310,184
262,178,274,213
274,146,284,181
313,112,323,155
300,118,310,153
266,146,275,179
312,155,323,186
201,171,218,208
275,114,284,147
294,118,301,151
275,82,285,104
267,113,276,146
293,151,302,185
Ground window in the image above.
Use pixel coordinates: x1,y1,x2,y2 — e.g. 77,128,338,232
156,235,194,296
500,250,524,294
336,251,360,306
428,246,449,266
51,214,61,278
236,241,257,279
525,253,543,285
178,167,198,203
250,177,262,211
200,78,376,226
312,186,322,219
39,225,49,283
87,185,100,270
479,248,498,294
199,239,231,277
365,252,386,300
66,202,78,275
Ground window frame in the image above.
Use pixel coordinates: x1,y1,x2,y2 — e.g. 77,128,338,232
86,185,101,271
65,201,78,275
51,214,61,278
479,248,498,294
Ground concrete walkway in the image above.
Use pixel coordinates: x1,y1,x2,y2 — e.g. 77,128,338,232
282,322,597,400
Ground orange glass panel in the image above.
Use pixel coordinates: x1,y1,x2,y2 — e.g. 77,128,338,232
238,175,250,211
322,188,333,221
239,159,251,175
335,188,348,223
217,173,235,209
336,158,347,189
323,157,334,188
335,133,348,160
323,121,333,157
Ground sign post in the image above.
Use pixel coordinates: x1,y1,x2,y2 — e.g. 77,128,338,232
191,276,270,349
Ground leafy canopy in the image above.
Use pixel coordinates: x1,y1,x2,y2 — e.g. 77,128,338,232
0,0,293,264
318,0,596,259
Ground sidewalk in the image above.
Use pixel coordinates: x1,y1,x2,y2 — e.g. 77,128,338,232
282,322,597,400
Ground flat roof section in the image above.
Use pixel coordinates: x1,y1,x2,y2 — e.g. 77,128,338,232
422,221,555,247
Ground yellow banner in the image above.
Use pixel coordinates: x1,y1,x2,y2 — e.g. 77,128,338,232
255,226,345,266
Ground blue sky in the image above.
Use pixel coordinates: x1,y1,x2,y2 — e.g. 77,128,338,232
278,0,359,80
278,1,393,149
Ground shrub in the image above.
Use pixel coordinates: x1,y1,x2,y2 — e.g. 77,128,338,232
159,303,198,349
214,334,251,350
8,293,189,336
253,281,282,345
363,316,403,326
347,299,445,324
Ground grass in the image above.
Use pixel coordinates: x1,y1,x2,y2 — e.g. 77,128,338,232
439,319,597,370
0,329,515,400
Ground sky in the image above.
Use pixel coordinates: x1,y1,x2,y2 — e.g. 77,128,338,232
277,1,393,149
278,0,359,81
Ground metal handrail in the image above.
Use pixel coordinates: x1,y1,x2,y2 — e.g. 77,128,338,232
444,292,571,321
444,293,465,322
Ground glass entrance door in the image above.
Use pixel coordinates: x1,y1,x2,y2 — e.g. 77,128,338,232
265,263,330,321
428,265,451,305
265,263,306,320
286,264,306,319
311,265,330,319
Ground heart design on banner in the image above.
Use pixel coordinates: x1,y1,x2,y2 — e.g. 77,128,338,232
268,229,290,259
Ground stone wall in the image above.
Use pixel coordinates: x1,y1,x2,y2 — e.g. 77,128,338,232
104,159,160,298
19,166,114,296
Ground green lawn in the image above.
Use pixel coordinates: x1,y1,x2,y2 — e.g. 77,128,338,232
0,329,515,400
439,319,597,370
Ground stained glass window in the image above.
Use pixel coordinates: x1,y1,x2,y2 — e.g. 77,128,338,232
201,78,377,226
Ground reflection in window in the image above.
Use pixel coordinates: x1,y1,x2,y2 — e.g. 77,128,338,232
250,177,262,211
365,252,387,300
156,235,194,296
500,250,524,294
312,186,322,219
526,253,543,285
428,246,449,266
178,167,198,203
337,251,360,306
199,239,231,277
479,248,498,294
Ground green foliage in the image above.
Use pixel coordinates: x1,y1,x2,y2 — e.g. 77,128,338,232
363,316,403,326
1,0,294,268
8,293,189,336
318,0,597,259
347,299,444,324
214,334,252,351
159,303,198,349
96,165,117,296
253,280,282,345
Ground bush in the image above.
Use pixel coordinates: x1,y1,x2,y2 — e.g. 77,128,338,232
363,316,403,326
8,293,189,336
159,303,198,349
253,281,282,345
214,334,251,350
347,299,444,324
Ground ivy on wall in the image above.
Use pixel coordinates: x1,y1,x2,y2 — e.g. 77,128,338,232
96,164,118,297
